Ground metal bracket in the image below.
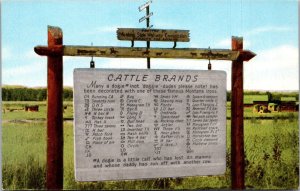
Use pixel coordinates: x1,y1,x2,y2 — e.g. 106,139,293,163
147,25,153,29
173,41,177,49
208,46,212,70
90,60,95,68
90,42,95,68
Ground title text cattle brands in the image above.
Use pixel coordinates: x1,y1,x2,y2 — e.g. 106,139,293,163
89,74,208,83
74,69,226,181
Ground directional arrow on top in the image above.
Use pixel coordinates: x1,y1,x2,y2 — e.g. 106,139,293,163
139,0,152,11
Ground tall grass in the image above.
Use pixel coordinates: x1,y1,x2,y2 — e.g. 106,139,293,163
2,122,46,189
2,156,46,189
2,120,299,189
244,120,299,189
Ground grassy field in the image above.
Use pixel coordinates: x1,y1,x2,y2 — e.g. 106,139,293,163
244,94,268,104
2,101,73,120
2,101,299,189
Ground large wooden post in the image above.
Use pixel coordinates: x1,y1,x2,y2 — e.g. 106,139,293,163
231,36,245,189
46,26,63,189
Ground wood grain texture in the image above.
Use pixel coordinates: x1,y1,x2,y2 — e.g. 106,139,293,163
231,36,245,190
63,46,239,60
47,25,63,190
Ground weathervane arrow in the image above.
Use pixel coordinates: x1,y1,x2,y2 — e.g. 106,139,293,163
139,12,153,23
138,0,153,28
138,0,153,68
238,50,256,61
139,0,152,12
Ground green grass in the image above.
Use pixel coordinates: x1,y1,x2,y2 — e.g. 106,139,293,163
244,95,268,104
2,101,299,189
2,120,299,190
2,122,46,164
244,120,299,189
281,97,297,102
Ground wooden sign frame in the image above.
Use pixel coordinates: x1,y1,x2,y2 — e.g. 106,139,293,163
34,26,255,190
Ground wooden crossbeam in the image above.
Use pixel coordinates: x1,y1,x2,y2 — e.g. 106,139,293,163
65,46,239,60
34,45,256,61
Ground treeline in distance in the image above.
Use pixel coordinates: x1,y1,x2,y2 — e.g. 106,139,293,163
2,86,73,101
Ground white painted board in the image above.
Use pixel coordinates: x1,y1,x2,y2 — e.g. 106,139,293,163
74,69,227,181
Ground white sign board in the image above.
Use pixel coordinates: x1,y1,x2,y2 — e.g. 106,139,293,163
74,69,227,181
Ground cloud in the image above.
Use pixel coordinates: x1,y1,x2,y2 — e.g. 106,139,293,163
153,21,176,29
95,26,118,33
82,25,135,35
245,26,292,37
244,44,298,90
24,49,42,59
216,39,230,47
4,62,42,76
215,26,292,49
216,38,251,49
2,48,48,87
2,46,12,60
3,60,47,87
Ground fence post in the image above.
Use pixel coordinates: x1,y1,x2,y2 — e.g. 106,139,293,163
46,26,63,189
231,36,245,190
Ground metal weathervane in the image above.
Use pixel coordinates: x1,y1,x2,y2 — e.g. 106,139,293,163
139,0,153,28
139,0,153,68
116,0,193,69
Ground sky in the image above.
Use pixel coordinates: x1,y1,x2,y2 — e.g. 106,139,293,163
1,0,298,90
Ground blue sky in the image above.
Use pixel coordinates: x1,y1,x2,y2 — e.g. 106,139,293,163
2,0,298,90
